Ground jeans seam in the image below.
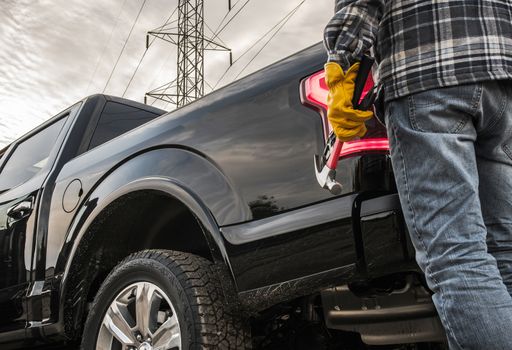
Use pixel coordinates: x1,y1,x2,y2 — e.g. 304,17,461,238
388,114,465,350
454,82,482,133
407,95,423,132
451,117,469,134
480,84,508,137
469,83,483,117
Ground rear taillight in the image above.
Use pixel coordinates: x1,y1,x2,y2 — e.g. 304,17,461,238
303,70,328,111
300,68,389,158
339,138,389,157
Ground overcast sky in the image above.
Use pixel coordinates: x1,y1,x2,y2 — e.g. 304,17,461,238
0,0,333,147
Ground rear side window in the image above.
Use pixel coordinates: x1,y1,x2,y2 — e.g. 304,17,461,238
88,102,160,150
0,117,66,191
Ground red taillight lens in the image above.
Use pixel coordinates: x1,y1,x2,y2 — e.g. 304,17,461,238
303,70,328,111
300,68,389,158
340,138,389,157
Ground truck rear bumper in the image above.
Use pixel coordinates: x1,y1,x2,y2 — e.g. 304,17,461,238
321,280,446,345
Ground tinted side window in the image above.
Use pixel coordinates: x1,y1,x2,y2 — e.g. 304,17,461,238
88,102,160,150
0,117,66,191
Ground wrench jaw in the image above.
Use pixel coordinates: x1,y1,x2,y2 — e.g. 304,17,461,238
314,155,343,195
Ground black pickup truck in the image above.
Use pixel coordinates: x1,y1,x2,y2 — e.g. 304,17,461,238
0,43,447,350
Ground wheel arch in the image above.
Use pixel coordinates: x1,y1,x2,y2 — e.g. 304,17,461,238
58,176,237,340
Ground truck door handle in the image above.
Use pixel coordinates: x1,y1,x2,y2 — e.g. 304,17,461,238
7,198,34,221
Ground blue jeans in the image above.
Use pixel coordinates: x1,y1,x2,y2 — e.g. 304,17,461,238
386,81,512,349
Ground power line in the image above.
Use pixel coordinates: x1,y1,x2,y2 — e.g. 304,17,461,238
147,50,175,95
204,21,228,49
86,0,128,94
209,0,253,44
145,48,176,107
233,0,305,80
231,0,243,9
210,0,242,37
213,0,305,89
151,6,179,32
204,79,214,91
102,0,147,94
121,48,149,97
122,8,178,98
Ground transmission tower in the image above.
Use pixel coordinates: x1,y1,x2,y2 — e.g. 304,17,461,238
145,0,232,108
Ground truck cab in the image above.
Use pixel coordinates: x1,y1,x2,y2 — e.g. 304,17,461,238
0,95,164,342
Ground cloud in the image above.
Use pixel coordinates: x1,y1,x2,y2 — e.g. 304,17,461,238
0,0,332,147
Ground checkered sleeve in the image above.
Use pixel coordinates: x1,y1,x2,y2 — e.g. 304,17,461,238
324,0,384,70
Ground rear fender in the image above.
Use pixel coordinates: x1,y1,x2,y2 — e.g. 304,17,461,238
58,147,248,277
53,148,248,335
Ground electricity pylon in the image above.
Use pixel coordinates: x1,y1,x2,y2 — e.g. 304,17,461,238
145,0,232,108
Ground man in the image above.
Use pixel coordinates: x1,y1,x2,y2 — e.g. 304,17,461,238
324,0,512,349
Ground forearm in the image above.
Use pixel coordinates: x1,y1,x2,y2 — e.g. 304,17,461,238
324,0,384,69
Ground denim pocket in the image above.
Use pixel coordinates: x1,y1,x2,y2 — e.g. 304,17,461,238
407,84,482,134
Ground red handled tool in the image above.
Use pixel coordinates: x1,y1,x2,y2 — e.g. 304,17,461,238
314,56,376,194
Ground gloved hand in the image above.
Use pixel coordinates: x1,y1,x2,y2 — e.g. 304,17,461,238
325,61,373,141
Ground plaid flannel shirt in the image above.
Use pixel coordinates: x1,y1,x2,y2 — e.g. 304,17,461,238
324,0,512,101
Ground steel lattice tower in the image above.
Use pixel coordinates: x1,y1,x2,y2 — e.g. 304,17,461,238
177,0,203,106
145,0,231,108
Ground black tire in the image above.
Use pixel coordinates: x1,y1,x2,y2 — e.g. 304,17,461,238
81,250,251,349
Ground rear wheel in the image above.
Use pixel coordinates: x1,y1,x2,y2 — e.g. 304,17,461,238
81,250,251,350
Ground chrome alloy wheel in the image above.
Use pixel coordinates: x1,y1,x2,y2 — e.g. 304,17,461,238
96,282,181,350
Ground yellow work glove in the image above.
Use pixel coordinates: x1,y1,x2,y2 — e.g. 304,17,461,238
325,62,373,141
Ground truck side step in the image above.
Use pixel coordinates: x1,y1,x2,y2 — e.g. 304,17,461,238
321,280,447,346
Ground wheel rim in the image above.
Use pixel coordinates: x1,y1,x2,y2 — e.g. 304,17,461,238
96,282,181,350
